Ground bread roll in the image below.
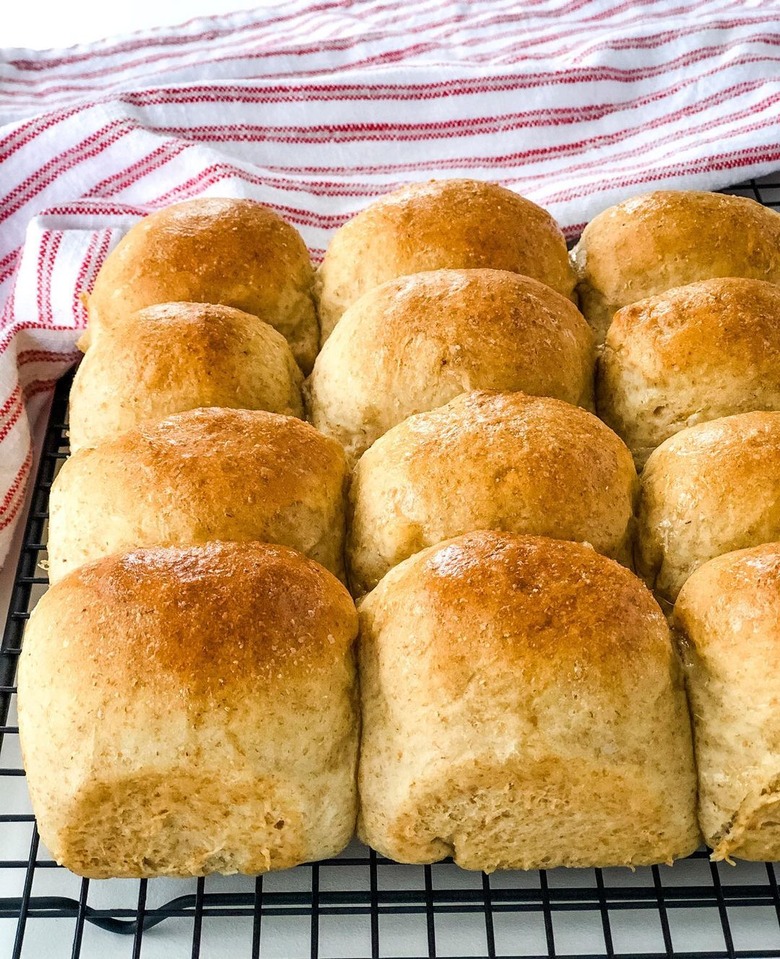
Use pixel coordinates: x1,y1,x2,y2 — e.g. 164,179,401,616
572,191,780,342
48,408,348,583
598,278,780,468
307,269,594,464
358,531,699,870
316,179,575,341
83,198,318,372
347,391,637,595
69,302,304,451
674,543,780,862
637,411,780,602
18,542,358,878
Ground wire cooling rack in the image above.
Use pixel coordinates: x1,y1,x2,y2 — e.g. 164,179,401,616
3,178,780,959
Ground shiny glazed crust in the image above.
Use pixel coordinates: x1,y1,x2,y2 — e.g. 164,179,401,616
307,268,594,464
573,191,780,343
69,302,304,450
48,407,348,583
347,391,637,594
84,198,319,371
316,179,576,341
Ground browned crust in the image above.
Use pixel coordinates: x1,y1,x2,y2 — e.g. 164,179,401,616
39,541,357,689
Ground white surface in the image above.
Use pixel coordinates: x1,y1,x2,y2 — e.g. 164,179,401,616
2,0,274,49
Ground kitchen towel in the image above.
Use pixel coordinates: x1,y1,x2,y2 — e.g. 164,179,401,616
2,0,780,567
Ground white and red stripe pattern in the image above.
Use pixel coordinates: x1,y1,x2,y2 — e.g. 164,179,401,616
1,0,780,567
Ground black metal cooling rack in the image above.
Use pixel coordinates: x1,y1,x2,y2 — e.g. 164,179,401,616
3,177,780,959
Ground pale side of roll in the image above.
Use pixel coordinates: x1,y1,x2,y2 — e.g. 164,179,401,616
307,269,594,464
674,543,780,862
347,391,637,595
572,191,780,343
598,278,780,468
358,531,699,871
18,542,358,878
83,197,319,372
69,302,304,451
315,179,575,342
637,411,780,603
48,408,348,583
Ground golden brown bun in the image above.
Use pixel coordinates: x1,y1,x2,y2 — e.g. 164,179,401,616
315,179,575,341
598,278,780,468
573,191,780,342
83,198,318,371
637,411,780,602
347,391,637,595
69,302,304,451
48,408,348,583
358,531,699,870
674,543,780,862
18,542,358,878
307,269,595,464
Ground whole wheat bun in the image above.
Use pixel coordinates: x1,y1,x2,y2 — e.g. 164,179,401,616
307,269,594,464
674,543,780,863
572,191,780,343
83,198,319,371
637,411,780,602
598,278,780,468
315,179,575,342
18,542,358,878
358,531,699,871
48,407,348,583
347,391,637,595
69,302,304,451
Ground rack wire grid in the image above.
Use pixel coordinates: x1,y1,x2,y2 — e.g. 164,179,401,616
3,178,780,959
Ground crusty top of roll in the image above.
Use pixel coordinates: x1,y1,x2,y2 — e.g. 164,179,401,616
84,198,318,371
48,407,348,582
675,543,780,659
637,411,780,601
307,269,595,464
362,531,672,692
69,302,304,451
573,191,780,342
315,179,575,341
33,542,356,690
598,278,780,467
347,391,637,594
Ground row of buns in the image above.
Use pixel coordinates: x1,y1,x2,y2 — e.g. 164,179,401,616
18,180,780,877
22,530,780,873
50,394,780,606
72,185,780,470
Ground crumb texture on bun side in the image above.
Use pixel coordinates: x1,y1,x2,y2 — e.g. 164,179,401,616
17,542,359,878
315,179,575,342
69,302,304,451
347,390,637,595
674,543,780,861
48,407,348,583
307,268,594,464
637,411,780,602
358,531,699,871
598,278,780,468
84,198,319,372
572,191,780,343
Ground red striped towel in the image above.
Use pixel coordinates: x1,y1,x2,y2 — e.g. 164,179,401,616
2,0,780,567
